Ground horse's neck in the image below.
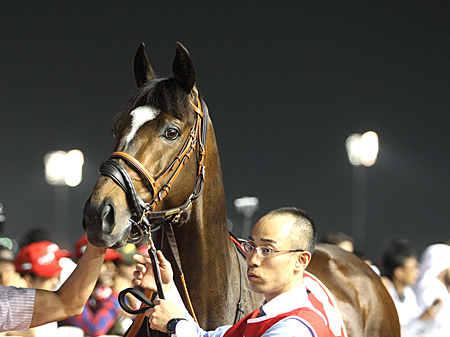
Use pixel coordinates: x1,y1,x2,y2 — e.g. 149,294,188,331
165,124,239,326
177,123,230,263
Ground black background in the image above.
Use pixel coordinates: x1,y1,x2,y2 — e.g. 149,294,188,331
1,2,449,263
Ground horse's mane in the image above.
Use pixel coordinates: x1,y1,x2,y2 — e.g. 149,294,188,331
116,77,196,122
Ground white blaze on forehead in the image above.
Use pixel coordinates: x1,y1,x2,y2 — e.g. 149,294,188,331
123,106,160,149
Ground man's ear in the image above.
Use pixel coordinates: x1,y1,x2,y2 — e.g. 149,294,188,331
295,251,312,272
393,266,404,280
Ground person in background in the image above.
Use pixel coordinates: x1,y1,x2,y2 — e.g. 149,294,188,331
60,235,123,337
0,246,27,288
0,239,106,333
379,239,440,336
0,247,15,269
18,228,54,250
414,243,450,335
321,231,381,275
320,231,354,253
10,241,70,336
17,227,77,289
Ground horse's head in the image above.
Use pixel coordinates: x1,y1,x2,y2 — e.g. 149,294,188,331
83,42,205,248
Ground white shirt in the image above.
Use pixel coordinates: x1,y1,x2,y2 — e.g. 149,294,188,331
165,284,314,337
385,281,427,336
414,277,450,335
413,244,450,336
0,285,35,332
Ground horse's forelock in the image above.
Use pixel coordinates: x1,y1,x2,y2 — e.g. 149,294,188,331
117,77,195,123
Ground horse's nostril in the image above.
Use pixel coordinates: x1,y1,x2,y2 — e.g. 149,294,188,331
101,204,115,233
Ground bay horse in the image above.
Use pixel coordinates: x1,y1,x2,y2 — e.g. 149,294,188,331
82,42,400,337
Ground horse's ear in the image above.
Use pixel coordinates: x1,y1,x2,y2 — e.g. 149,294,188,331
172,42,196,93
133,43,157,88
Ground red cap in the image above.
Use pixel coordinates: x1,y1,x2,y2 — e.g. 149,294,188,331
105,248,122,262
15,241,67,278
137,245,150,257
74,234,122,262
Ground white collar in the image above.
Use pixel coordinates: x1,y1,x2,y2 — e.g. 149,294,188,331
260,284,310,317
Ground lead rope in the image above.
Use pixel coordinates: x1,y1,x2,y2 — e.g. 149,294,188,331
165,223,199,324
147,235,167,337
125,234,166,337
146,235,165,301
233,242,245,324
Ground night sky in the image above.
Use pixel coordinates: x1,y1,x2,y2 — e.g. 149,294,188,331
1,2,449,263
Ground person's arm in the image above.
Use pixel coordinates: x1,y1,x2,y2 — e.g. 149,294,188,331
30,244,106,328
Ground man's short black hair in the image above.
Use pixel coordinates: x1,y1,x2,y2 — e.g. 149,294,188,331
380,239,417,280
266,207,316,254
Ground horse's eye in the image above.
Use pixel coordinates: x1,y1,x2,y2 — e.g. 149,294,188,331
164,128,180,140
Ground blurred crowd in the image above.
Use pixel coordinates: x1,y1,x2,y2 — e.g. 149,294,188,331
2,225,450,337
0,228,149,337
321,231,450,337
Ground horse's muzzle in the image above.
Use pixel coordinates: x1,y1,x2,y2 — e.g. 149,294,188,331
82,197,130,248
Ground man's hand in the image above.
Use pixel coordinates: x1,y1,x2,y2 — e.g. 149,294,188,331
420,298,443,321
145,299,185,333
132,250,174,293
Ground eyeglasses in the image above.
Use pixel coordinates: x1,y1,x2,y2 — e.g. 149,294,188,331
242,242,305,258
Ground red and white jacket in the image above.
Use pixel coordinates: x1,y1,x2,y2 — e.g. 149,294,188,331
222,306,333,337
222,272,347,337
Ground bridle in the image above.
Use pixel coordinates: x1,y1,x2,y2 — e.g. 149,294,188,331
97,97,245,334
98,97,207,243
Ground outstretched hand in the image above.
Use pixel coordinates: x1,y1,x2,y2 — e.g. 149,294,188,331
132,250,175,293
420,298,443,321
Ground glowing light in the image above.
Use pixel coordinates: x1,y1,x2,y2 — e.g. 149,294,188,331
65,150,84,186
234,196,259,217
346,134,363,166
0,237,13,250
44,150,84,186
360,131,379,167
346,131,379,167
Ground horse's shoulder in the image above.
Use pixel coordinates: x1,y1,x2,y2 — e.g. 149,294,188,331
307,243,382,297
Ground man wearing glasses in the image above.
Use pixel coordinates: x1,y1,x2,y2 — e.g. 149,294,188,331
132,207,336,336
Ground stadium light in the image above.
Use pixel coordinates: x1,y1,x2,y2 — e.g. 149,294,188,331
44,149,84,245
345,132,379,246
234,196,259,238
44,150,84,187
345,131,379,167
